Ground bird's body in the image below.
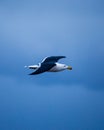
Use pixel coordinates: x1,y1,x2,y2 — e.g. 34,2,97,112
48,63,68,72
25,56,72,75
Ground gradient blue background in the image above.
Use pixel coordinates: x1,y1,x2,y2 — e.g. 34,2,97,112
0,0,104,130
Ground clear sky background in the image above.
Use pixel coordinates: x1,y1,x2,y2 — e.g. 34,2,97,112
0,0,104,130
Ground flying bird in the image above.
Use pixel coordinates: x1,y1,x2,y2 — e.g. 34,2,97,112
25,56,72,75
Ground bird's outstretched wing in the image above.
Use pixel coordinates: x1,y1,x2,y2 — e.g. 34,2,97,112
29,63,55,75
42,56,66,63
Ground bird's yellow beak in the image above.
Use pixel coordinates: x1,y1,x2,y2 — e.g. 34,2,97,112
67,66,72,70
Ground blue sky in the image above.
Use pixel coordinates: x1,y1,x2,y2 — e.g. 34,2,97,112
0,0,104,129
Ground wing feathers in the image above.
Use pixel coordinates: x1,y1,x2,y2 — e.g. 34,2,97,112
42,56,66,63
29,63,55,75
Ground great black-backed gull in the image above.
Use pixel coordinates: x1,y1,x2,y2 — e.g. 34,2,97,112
25,56,72,75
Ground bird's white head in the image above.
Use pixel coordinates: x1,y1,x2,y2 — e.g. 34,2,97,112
62,64,72,70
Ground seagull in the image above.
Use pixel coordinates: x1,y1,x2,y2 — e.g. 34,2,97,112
25,56,72,75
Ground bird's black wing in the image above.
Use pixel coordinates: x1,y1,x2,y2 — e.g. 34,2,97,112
42,56,66,63
29,63,55,75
